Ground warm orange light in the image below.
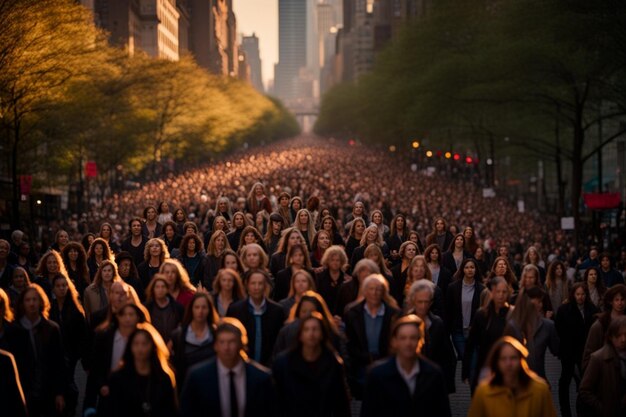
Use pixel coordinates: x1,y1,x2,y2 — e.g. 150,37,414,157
426,150,433,157
444,152,452,159
389,145,397,152
412,141,420,149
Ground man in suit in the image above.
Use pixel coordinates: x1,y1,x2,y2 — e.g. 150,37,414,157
180,317,274,417
361,314,451,417
226,270,285,366
344,274,400,399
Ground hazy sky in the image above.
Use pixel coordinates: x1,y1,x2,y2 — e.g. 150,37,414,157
234,0,278,89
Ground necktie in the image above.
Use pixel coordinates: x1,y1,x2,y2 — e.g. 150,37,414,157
229,370,238,417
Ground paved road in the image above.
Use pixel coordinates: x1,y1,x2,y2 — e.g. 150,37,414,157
74,352,575,417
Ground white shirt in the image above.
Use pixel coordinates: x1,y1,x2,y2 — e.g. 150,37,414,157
111,330,127,371
396,357,420,395
217,358,246,417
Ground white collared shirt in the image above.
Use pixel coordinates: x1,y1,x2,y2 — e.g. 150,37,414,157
248,297,267,315
396,357,420,395
217,358,246,417
111,330,128,371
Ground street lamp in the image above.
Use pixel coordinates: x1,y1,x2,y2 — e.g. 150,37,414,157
412,141,420,149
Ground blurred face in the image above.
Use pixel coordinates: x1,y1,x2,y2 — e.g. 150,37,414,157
355,221,365,235
185,227,196,236
12,269,27,288
404,244,417,260
279,196,289,207
409,233,419,244
94,243,104,256
118,306,139,329
101,264,115,283
428,249,439,263
413,290,432,317
272,221,283,234
495,260,507,276
492,282,509,306
292,200,301,210
530,297,543,313
328,253,342,271
255,185,263,196
234,215,244,228
611,327,626,352
364,281,383,306
528,250,538,263
58,231,69,246
22,289,41,317
161,203,169,212
175,210,185,221
366,228,378,242
497,345,521,381
224,254,238,270
245,250,261,268
293,274,310,295
317,232,330,249
150,242,162,257
187,238,197,253
0,241,9,259
288,232,302,247
164,225,175,239
53,278,68,299
610,294,625,314
101,226,111,238
162,264,178,287
192,297,209,322
131,221,142,236
554,264,563,277
298,211,309,225
586,269,597,285
300,319,323,349
392,324,420,360
219,273,235,292
247,273,266,300
354,203,364,215
323,219,333,231
290,249,304,267
68,248,79,262
435,220,444,232
215,331,242,364
522,271,538,288
146,208,157,220
153,280,168,300
454,236,464,248
131,332,153,363
298,300,317,318
215,235,226,251
46,255,60,274
475,248,483,259
118,259,131,278
601,257,610,270
244,232,256,245
395,216,405,229
411,262,426,280
110,282,128,309
463,262,476,279
215,218,226,230
464,228,473,239
372,212,382,224
218,201,228,212
589,249,598,259
574,287,586,305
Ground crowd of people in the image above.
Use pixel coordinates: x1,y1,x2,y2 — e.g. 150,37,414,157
1,137,626,417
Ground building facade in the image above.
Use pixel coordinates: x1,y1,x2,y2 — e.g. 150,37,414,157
241,34,264,92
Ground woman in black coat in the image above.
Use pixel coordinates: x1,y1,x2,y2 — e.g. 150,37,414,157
441,234,472,276
109,324,178,417
273,312,351,417
555,283,598,417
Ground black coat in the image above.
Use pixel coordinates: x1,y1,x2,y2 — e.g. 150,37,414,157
202,255,222,290
335,279,360,317
344,300,400,398
555,301,598,363
137,261,160,290
121,236,148,267
445,279,485,334
350,243,390,270
170,325,216,388
49,298,87,364
315,269,346,315
422,313,457,393
0,349,27,417
109,367,178,417
273,267,315,301
269,252,287,277
226,298,286,366
84,327,116,411
272,348,351,417
361,355,452,417
433,265,453,299
441,250,472,275
180,358,274,417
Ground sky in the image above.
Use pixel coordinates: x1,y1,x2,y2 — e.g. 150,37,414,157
234,0,278,90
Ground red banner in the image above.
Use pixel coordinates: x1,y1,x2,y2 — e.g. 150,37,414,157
583,192,622,210
20,175,32,195
85,161,97,178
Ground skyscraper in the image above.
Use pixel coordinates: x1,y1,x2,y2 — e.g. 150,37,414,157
241,34,264,92
274,0,308,102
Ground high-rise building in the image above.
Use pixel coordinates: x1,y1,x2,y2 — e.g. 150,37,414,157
177,0,190,54
241,34,264,92
94,0,180,61
274,0,308,102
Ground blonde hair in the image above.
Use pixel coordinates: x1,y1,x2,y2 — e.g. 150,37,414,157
159,258,195,292
143,238,170,263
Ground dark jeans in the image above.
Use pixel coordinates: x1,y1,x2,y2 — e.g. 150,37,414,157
559,358,581,417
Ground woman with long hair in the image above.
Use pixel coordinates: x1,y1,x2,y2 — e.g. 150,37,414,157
278,270,317,316
269,227,305,277
211,268,246,317
144,274,184,342
463,276,512,392
83,260,121,320
289,196,303,224
226,211,251,250
49,273,87,416
61,242,91,297
487,256,518,290
7,267,31,309
99,222,121,254
512,264,553,318
169,292,219,387
218,249,245,277
272,312,351,417
264,212,285,256
467,337,557,417
350,224,389,270
274,243,314,301
583,266,606,310
315,245,349,315
137,238,170,290
87,237,115,280
390,241,418,300
425,217,454,251
320,215,344,246
237,225,267,253
82,233,96,254
159,258,196,307
34,249,69,298
50,229,70,253
400,255,444,317
345,218,366,261
109,323,177,417
202,230,231,290
554,283,598,417
545,260,569,311
277,191,292,225
386,213,409,265
441,233,471,275
115,251,144,302
369,209,389,238
523,246,546,284
246,182,272,217
463,226,479,255
160,220,182,254
310,229,332,270
293,208,316,250
177,233,205,287
142,206,162,239
424,243,453,298
173,208,187,235
240,242,270,273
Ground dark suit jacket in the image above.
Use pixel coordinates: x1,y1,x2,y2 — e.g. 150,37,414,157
441,250,472,275
361,355,452,417
445,279,485,334
555,301,598,363
84,327,116,410
226,298,286,366
180,358,274,417
422,313,457,393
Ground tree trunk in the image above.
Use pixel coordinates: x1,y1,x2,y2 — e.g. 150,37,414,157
570,112,585,246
